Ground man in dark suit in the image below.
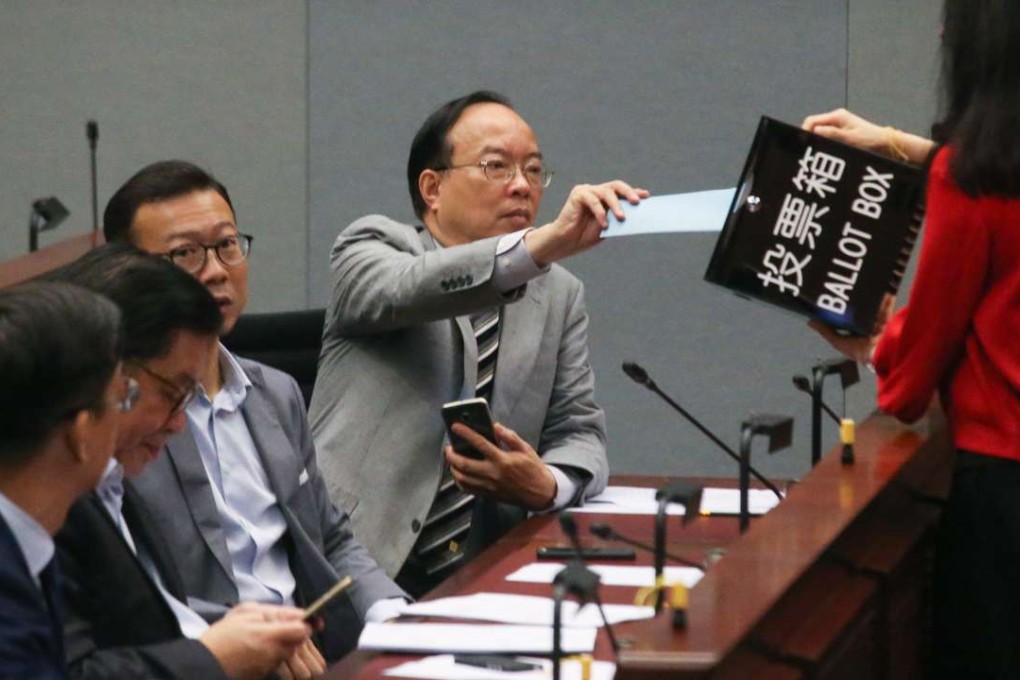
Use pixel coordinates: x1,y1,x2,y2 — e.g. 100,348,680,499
0,282,126,679
101,162,406,663
51,246,317,679
308,91,647,594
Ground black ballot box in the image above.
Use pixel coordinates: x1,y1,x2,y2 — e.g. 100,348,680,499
705,116,925,336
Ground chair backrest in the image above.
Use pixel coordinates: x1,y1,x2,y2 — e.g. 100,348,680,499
222,308,325,408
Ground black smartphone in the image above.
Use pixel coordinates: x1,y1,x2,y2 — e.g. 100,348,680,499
441,398,497,460
536,546,636,560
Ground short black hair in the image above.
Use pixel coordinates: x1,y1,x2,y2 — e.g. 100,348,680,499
45,243,223,361
935,0,1020,197
0,282,122,463
406,90,514,219
103,160,235,243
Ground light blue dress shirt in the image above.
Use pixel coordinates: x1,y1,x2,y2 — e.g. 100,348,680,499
186,346,296,606
95,459,209,639
0,490,53,591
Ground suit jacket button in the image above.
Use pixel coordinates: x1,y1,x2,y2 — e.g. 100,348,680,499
411,519,422,532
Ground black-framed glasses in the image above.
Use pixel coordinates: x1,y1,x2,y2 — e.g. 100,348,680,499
439,159,554,188
128,360,198,418
163,233,254,274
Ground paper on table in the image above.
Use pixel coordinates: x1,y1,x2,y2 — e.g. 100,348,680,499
506,562,704,589
399,592,654,627
572,486,781,516
359,622,597,655
384,654,617,680
701,487,781,515
602,189,735,238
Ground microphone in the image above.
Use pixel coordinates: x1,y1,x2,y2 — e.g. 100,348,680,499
590,523,704,571
557,514,621,654
86,120,99,234
792,375,840,423
622,361,783,500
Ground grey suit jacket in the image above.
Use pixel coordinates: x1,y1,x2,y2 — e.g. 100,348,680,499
309,215,608,576
132,356,405,661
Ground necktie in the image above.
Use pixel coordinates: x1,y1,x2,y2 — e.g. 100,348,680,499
414,308,501,579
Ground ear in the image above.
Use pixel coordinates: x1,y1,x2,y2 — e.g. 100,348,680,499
65,409,95,464
419,169,443,214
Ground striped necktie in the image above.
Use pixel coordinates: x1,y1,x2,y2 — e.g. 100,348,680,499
413,308,501,580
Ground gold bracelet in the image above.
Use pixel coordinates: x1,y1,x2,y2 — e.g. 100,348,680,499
885,126,911,163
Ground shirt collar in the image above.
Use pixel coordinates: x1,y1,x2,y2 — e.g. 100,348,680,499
0,490,54,582
194,343,251,413
96,458,125,518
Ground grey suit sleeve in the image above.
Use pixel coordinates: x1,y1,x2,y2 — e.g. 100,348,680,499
537,279,609,500
287,374,408,616
328,215,525,335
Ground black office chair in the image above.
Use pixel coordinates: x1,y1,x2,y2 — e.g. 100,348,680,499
222,308,326,408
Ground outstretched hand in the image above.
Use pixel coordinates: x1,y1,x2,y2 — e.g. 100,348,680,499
802,108,889,155
525,180,649,265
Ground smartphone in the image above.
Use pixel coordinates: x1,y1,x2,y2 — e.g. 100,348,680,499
441,398,497,460
536,546,636,561
303,575,353,621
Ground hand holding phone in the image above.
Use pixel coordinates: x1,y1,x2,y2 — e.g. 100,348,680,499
441,398,497,460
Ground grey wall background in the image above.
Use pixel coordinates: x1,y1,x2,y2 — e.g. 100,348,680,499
2,1,941,481
0,1,307,312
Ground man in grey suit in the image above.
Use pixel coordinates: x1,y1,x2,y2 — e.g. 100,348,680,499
101,161,407,664
309,91,648,595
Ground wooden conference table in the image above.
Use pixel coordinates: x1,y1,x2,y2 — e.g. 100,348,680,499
328,410,952,679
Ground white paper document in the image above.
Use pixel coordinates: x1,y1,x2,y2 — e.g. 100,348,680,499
571,485,781,516
506,562,704,589
399,592,654,628
601,189,735,238
359,622,597,655
384,654,616,680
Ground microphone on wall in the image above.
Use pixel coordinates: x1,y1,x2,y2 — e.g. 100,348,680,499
86,120,99,234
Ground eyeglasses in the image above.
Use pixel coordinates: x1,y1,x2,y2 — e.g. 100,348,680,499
128,360,199,418
439,159,554,188
163,234,254,274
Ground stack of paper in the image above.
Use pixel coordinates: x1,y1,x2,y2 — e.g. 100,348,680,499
384,654,616,680
571,485,781,516
506,562,704,589
359,622,597,655
399,592,653,627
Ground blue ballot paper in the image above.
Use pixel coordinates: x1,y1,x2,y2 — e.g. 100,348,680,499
602,188,735,238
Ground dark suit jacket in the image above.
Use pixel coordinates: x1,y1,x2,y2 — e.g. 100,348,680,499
0,514,66,680
132,358,405,662
55,487,226,680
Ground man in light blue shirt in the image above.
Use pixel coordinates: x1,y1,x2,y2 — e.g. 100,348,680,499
51,245,318,680
0,282,126,679
104,161,407,662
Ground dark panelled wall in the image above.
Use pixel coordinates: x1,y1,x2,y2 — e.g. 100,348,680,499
308,1,940,479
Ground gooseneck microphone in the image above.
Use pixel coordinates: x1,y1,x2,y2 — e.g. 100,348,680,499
589,523,704,571
622,361,783,500
557,514,621,654
86,120,99,234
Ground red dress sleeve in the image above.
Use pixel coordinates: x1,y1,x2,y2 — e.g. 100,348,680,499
872,147,992,422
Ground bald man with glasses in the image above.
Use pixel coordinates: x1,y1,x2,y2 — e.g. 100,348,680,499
309,90,648,595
